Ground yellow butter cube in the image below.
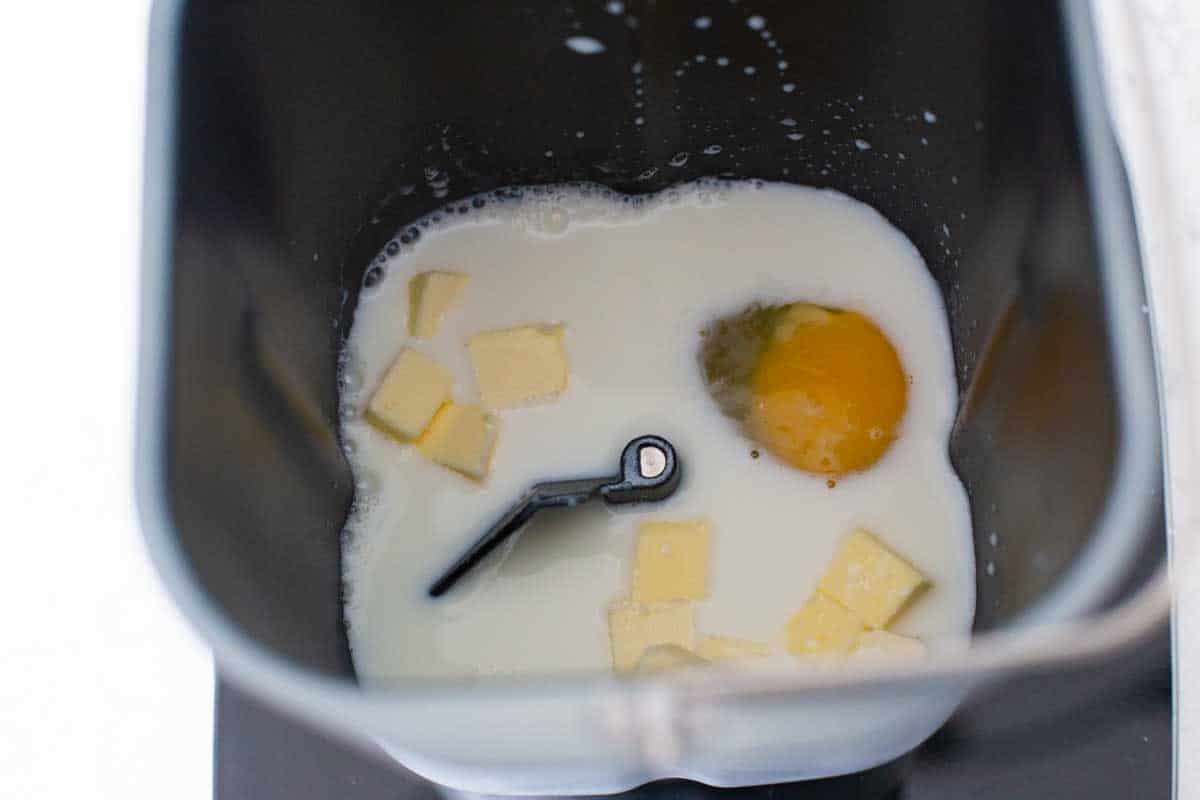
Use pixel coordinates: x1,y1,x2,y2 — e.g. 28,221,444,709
608,601,695,672
636,644,709,673
631,519,712,604
467,324,568,409
784,593,864,657
365,348,452,441
817,529,927,629
417,403,498,480
695,634,771,662
849,630,927,664
408,271,468,338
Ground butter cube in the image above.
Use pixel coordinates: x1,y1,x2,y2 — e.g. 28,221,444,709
631,519,712,604
417,403,498,480
608,601,695,672
636,644,709,673
784,593,864,657
817,529,927,629
695,634,771,662
365,348,452,441
409,271,468,338
850,630,927,664
467,325,568,409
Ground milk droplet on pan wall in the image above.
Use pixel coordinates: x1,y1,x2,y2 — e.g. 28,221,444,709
565,36,606,55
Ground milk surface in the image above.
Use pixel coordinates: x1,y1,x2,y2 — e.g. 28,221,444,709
340,181,975,683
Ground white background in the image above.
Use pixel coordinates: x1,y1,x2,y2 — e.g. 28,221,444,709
0,1,1195,798
1095,0,1200,794
0,2,213,798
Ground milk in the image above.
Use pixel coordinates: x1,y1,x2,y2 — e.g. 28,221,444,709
340,180,975,682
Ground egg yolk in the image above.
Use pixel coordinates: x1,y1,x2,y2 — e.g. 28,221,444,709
747,305,906,475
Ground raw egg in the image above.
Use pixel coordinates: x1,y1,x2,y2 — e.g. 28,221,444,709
747,304,907,475
700,302,908,476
